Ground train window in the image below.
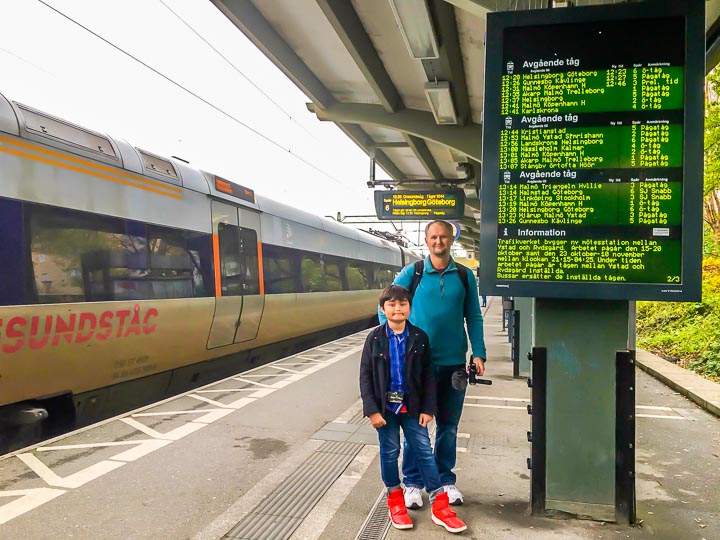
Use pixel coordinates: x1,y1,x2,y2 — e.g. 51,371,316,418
322,255,344,292
217,223,260,296
0,198,28,306
18,105,117,158
375,266,395,288
137,149,178,181
300,253,347,293
262,244,300,294
346,261,371,290
28,204,213,303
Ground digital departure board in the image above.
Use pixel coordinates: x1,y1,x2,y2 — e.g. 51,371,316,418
480,1,704,301
374,189,465,220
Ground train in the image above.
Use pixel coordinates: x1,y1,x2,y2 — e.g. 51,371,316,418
0,91,419,443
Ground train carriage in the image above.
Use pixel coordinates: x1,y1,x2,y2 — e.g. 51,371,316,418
0,92,418,440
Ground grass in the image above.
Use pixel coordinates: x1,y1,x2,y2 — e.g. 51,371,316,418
636,257,720,382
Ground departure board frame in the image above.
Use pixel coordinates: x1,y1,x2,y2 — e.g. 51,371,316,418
480,0,704,301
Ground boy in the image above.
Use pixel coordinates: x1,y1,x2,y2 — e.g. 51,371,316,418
359,285,467,533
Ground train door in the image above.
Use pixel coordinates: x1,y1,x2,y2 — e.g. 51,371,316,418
207,201,264,348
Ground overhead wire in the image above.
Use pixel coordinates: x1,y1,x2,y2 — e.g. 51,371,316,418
35,0,345,184
157,0,321,143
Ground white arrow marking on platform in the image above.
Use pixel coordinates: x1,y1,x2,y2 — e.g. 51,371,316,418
17,454,125,489
0,488,66,525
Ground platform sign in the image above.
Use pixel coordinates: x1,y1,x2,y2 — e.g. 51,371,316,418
374,189,465,220
480,0,704,301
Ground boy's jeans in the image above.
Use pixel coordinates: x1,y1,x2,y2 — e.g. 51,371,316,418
376,411,442,493
403,364,466,488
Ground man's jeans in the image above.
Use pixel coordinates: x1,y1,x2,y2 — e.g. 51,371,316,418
403,364,466,488
376,411,442,493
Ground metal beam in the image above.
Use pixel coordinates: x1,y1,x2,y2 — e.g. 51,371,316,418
442,0,493,17
212,0,334,108
375,142,410,148
404,135,444,180
336,123,406,181
308,103,483,162
423,0,472,126
316,0,403,112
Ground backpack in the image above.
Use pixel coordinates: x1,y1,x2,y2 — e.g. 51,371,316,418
408,260,470,312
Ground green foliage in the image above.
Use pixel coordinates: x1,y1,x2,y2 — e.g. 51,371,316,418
637,258,720,381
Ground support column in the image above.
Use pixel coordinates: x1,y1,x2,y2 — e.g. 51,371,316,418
531,298,631,522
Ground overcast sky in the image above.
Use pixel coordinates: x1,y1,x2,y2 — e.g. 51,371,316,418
0,1,428,242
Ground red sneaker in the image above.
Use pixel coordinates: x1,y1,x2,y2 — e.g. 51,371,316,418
387,488,413,529
431,491,467,533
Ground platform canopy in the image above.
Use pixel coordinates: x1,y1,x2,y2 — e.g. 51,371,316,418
212,0,720,252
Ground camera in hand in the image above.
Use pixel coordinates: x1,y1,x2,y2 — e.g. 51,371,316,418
451,359,492,391
468,359,492,386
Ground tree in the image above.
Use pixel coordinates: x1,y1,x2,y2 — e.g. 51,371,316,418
704,70,720,242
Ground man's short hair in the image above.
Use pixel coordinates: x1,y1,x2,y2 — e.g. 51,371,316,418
379,285,412,308
424,220,453,237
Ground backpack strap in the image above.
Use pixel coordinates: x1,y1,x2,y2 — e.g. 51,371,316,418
408,260,424,299
409,260,469,302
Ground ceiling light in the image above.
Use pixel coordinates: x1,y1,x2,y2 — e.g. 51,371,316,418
424,82,458,125
389,0,439,60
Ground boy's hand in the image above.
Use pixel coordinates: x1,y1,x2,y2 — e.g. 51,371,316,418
419,413,433,427
369,413,386,428
472,357,486,376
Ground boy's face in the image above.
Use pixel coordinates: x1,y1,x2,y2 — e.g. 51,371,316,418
382,297,410,324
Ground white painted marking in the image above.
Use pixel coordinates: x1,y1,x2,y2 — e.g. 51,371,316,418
188,395,236,408
1,341,365,526
110,440,173,462
636,405,674,411
0,488,66,525
247,388,275,399
465,403,527,410
17,454,125,489
121,417,207,440
231,378,276,388
457,447,467,453
457,432,470,439
466,396,529,402
194,388,257,393
636,414,686,420
238,373,292,378
268,365,302,374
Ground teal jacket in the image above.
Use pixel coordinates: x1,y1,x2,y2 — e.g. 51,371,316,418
378,256,486,367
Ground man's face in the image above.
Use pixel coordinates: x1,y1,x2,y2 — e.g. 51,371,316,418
425,223,453,257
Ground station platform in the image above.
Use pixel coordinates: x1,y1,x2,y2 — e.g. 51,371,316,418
0,298,718,539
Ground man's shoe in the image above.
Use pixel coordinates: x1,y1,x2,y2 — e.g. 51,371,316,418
387,489,413,529
431,492,467,534
445,484,464,505
403,486,423,510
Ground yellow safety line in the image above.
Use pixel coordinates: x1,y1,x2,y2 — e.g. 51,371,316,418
0,145,184,200
0,134,183,194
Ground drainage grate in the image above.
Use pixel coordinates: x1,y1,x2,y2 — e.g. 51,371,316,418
223,441,363,539
355,490,389,540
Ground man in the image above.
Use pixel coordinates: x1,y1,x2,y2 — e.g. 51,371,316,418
379,220,486,508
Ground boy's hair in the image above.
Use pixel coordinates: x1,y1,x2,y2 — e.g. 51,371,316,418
379,284,412,308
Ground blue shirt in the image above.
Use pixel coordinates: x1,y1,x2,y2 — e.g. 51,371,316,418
386,323,408,414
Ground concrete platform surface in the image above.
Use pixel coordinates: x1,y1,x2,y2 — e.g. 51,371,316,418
0,297,718,539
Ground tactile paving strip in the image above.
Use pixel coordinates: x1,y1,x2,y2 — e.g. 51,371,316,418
224,420,366,539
